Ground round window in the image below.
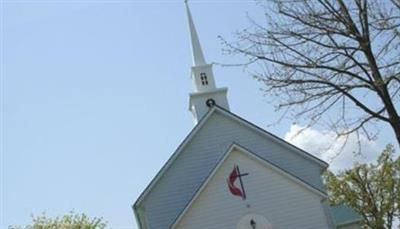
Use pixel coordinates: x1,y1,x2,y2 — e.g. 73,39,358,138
237,214,272,229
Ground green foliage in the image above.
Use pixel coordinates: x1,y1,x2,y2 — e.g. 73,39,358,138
9,212,107,229
325,144,400,229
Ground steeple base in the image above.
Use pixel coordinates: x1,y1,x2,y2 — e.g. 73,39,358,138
189,88,229,124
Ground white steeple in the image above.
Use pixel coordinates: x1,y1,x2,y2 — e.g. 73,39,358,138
185,1,206,66
185,1,230,124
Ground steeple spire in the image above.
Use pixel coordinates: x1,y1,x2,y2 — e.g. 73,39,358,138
185,0,206,66
185,1,230,124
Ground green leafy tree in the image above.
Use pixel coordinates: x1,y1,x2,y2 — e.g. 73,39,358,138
325,144,400,228
9,212,107,229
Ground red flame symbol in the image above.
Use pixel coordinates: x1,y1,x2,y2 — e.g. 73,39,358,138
227,165,245,198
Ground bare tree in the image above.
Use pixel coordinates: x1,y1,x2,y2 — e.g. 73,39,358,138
224,0,400,146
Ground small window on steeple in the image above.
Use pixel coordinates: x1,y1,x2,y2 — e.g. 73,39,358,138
200,73,208,85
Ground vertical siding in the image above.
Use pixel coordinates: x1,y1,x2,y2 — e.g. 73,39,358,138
176,149,330,229
142,111,325,229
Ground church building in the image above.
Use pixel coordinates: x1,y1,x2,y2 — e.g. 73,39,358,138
133,2,362,229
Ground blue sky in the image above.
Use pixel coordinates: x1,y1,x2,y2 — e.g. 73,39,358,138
1,1,397,228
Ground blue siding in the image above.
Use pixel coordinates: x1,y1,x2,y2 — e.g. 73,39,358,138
140,111,326,229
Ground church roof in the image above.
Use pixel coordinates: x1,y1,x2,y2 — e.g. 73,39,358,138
133,106,329,228
330,205,362,227
134,106,328,205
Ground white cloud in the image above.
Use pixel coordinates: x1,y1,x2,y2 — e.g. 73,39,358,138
284,124,379,172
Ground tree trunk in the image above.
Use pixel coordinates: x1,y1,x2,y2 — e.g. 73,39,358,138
361,43,400,146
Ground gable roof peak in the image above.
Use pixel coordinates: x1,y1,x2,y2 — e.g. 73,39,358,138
134,106,328,208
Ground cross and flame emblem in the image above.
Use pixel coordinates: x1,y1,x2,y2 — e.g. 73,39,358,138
227,165,249,200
